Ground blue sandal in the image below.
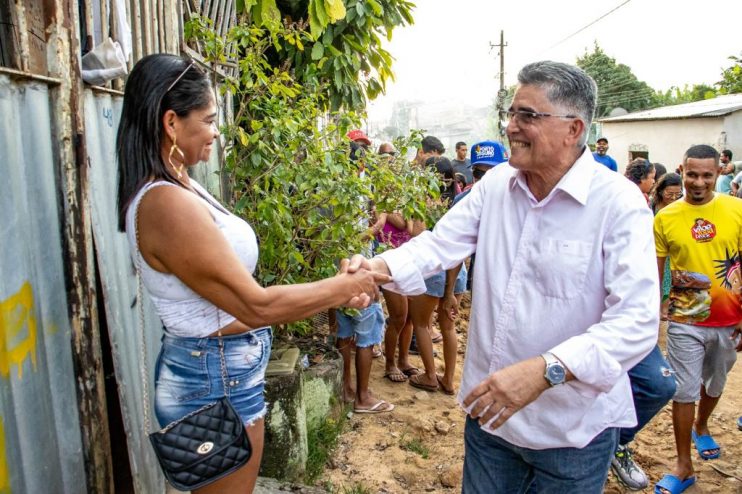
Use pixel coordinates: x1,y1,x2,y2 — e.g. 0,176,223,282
692,429,721,460
654,474,696,494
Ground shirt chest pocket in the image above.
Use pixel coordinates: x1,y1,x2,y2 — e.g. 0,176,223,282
531,238,593,299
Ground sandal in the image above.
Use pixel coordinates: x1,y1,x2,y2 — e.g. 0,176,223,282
384,370,408,383
692,429,721,460
372,346,383,359
654,474,695,494
436,374,455,395
408,374,439,392
354,400,395,414
431,332,443,344
401,366,421,377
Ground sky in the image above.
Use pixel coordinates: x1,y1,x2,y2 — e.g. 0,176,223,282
367,0,742,123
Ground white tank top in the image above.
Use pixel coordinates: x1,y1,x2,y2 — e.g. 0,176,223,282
125,180,259,337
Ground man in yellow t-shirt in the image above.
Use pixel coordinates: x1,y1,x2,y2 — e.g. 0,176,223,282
654,144,742,494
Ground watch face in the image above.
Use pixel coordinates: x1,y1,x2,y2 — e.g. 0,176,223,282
547,365,566,384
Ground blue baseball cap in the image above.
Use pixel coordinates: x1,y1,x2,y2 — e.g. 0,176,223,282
470,141,508,167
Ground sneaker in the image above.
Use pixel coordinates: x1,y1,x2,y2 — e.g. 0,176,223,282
611,444,649,491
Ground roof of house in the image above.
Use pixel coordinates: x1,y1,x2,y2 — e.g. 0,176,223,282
599,93,742,123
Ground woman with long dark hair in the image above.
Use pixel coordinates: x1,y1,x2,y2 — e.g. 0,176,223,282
117,54,386,493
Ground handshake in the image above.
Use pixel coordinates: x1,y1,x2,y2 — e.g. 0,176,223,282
337,254,393,309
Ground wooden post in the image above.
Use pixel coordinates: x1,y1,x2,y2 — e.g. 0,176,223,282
48,0,114,491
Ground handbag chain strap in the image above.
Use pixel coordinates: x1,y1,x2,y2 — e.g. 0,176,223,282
135,187,231,435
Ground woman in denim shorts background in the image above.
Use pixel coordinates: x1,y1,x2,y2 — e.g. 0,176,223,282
407,157,467,395
118,54,387,494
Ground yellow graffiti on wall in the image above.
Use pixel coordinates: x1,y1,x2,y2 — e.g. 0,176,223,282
0,282,38,379
0,416,9,493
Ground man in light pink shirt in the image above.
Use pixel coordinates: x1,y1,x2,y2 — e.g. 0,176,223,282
346,61,658,492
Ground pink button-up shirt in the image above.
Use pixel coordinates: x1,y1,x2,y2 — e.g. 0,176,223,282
377,148,658,449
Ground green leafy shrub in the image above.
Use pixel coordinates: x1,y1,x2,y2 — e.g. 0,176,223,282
187,17,444,335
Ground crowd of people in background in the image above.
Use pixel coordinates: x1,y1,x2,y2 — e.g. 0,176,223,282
336,62,741,494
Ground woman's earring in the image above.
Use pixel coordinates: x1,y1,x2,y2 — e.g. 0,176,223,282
168,134,186,179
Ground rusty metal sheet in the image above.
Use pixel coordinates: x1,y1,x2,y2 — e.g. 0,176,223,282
0,74,87,494
84,88,166,494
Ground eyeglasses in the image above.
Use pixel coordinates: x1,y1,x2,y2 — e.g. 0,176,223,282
166,60,198,93
500,109,578,126
663,191,683,200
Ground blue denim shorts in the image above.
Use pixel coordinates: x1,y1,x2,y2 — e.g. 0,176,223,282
336,302,385,348
154,327,272,428
423,265,468,298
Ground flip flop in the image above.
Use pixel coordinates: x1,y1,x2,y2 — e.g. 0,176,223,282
354,400,394,414
692,429,721,460
401,366,421,377
384,370,408,383
436,374,455,395
372,346,384,359
431,332,443,343
654,474,696,494
408,374,439,392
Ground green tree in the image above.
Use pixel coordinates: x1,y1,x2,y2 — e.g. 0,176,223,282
233,0,415,110
576,43,657,117
187,18,442,334
716,53,742,95
654,83,717,106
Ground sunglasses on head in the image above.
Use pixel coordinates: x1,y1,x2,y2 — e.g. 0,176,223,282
166,59,204,93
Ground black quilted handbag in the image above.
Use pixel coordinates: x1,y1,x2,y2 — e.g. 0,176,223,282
148,397,252,491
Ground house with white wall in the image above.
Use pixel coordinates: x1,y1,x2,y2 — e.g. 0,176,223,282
598,94,742,173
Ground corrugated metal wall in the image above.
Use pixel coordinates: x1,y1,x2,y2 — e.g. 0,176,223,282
0,74,87,493
1,1,235,490
85,89,166,494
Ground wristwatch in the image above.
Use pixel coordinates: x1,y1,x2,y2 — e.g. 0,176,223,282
541,352,566,387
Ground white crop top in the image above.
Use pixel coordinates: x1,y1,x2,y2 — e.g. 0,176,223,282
126,180,259,337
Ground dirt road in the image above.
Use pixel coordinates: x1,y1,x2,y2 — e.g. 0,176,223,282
325,307,742,493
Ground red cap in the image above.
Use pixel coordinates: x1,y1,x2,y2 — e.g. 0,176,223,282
347,129,371,146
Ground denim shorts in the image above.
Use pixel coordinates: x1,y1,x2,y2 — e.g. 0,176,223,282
154,327,272,428
336,302,385,348
423,265,468,298
666,322,738,402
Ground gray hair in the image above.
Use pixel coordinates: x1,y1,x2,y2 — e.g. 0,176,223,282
517,61,597,146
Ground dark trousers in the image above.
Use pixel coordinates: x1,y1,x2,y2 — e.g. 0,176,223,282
619,344,676,445
462,417,618,493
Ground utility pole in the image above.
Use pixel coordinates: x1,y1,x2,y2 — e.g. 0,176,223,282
490,30,507,140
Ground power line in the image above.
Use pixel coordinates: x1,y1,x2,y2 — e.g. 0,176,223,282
542,0,632,53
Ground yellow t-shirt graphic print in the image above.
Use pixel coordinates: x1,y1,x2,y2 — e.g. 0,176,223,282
654,194,742,327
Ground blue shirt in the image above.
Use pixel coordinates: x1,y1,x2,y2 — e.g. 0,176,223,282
593,153,617,172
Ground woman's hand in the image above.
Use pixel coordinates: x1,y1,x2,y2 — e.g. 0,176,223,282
441,293,459,321
338,258,391,308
